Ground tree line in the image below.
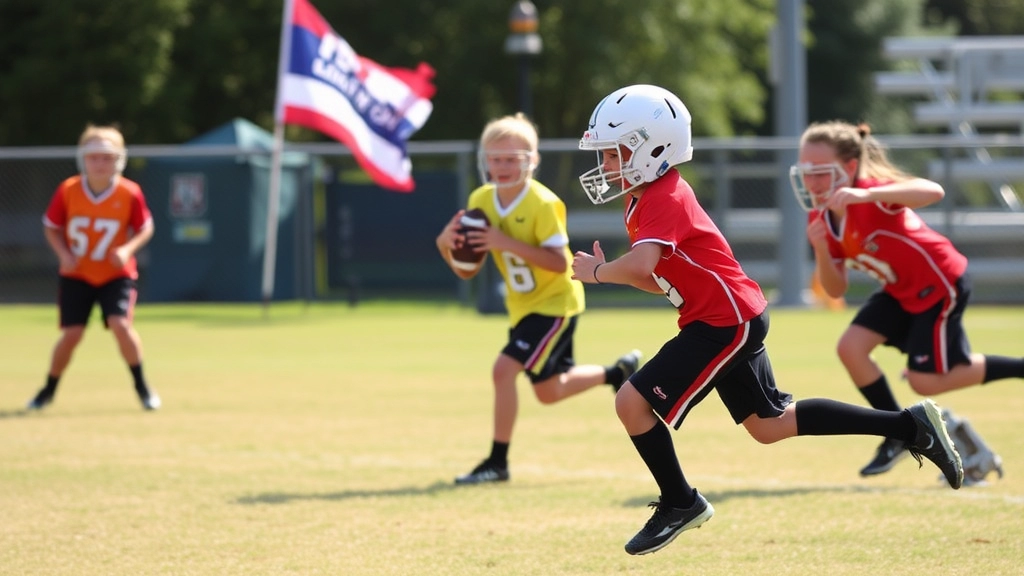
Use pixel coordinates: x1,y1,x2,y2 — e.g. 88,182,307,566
0,0,1017,147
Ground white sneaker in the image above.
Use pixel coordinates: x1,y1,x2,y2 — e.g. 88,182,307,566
140,391,162,411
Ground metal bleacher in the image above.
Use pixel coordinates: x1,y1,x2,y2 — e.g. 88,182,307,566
875,36,1024,211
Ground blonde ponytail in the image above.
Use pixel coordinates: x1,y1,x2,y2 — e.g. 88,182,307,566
800,121,910,183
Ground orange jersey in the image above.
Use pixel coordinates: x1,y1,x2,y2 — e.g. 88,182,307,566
43,175,153,286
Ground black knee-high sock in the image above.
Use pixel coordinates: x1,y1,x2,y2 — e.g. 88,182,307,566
983,355,1024,383
488,441,509,468
604,365,625,387
857,375,902,411
629,420,694,508
795,398,916,443
129,363,147,392
42,374,60,395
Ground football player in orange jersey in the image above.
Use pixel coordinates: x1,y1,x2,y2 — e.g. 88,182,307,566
26,125,161,412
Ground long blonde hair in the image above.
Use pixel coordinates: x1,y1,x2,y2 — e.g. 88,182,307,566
799,121,910,183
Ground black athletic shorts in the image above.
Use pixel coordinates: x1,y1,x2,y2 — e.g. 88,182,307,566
502,313,578,384
851,274,972,374
629,311,793,429
58,276,137,328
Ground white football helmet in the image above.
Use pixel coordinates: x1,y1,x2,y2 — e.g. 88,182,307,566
789,162,848,211
578,84,693,204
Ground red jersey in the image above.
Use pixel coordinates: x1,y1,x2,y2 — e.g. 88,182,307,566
43,175,153,286
814,177,968,313
627,171,767,329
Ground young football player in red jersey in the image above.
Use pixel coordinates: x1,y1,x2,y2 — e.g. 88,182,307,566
27,124,161,412
792,121,1022,481
570,85,963,556
437,113,641,486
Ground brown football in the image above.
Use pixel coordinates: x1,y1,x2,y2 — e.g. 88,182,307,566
450,208,489,271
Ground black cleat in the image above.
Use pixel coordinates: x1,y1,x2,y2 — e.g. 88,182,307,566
906,399,963,489
612,349,643,392
624,490,714,555
454,461,509,485
859,438,909,476
25,388,54,411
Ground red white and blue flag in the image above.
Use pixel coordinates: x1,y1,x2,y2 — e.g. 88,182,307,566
276,0,436,191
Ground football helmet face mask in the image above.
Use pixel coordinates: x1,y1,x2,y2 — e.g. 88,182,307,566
477,147,536,189
77,138,127,178
578,84,693,204
789,162,848,211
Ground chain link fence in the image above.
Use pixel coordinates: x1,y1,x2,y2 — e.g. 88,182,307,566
2,135,1023,305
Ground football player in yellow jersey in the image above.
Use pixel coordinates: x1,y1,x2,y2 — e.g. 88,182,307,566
437,112,641,484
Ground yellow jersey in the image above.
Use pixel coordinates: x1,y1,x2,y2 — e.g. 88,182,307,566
467,180,585,325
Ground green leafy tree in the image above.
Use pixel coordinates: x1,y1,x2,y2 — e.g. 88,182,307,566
805,0,941,131
325,0,776,140
534,0,775,139
147,0,283,143
0,0,779,145
925,0,1024,35
4,0,990,146
0,0,189,145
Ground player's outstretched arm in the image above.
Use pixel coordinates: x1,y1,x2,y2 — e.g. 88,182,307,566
573,241,662,293
829,178,944,211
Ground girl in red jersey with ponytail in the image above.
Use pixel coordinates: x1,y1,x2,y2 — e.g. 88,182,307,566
792,121,1023,481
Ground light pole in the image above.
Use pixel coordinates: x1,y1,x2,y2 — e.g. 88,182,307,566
504,1,542,116
477,1,543,315
772,0,808,307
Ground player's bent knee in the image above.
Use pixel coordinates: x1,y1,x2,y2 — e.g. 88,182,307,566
532,382,561,405
742,418,786,445
492,356,523,385
906,374,942,396
615,386,651,427
746,429,781,445
835,340,866,368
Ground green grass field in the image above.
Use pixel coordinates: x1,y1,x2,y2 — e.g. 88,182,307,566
1,302,1022,575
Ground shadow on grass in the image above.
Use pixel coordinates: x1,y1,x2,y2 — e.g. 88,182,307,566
235,481,461,505
621,483,921,508
1,406,165,418
235,480,945,508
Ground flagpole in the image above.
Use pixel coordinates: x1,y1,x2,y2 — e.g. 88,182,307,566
262,124,285,313
262,0,296,314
